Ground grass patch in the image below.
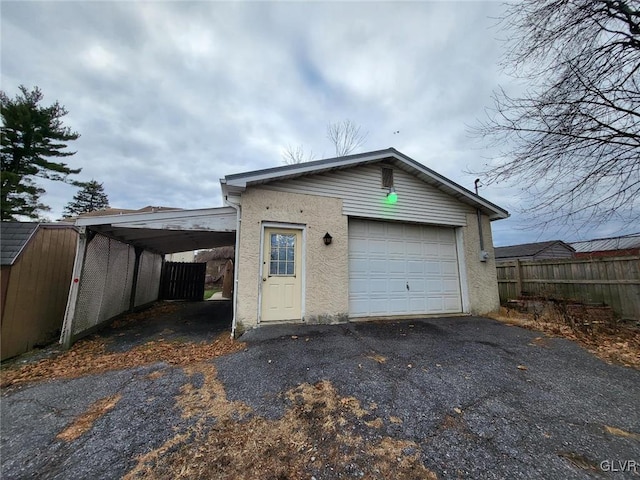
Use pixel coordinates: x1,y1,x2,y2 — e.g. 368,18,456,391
203,289,219,300
57,394,122,442
124,364,437,480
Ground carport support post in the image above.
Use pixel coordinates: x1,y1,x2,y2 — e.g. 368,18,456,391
129,247,144,311
61,227,89,350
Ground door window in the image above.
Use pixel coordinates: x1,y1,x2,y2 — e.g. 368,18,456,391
269,233,296,276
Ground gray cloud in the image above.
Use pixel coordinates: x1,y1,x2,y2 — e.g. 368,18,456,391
1,1,631,244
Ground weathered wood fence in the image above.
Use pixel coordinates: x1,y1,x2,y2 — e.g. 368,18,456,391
496,256,640,320
160,262,206,300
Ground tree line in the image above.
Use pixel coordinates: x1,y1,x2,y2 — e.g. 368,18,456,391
1,86,109,221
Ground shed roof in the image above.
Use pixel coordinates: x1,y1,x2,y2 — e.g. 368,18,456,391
1,222,39,266
1,223,77,266
494,240,574,260
221,148,509,221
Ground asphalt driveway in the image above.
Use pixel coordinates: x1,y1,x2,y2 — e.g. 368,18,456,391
1,304,639,479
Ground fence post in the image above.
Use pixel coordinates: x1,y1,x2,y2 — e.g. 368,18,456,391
129,247,143,311
514,259,522,297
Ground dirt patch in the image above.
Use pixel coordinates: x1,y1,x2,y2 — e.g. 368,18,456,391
57,394,122,442
125,363,437,480
489,307,640,369
0,333,245,388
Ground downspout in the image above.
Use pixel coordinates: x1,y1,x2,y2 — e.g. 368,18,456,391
475,179,488,262
224,195,241,338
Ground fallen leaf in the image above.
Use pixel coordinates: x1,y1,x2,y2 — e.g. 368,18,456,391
604,425,640,440
453,408,462,414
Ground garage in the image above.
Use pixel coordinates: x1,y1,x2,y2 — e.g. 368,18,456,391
348,219,463,317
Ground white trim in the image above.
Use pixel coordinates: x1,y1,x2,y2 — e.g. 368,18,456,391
455,227,470,313
258,222,306,324
75,206,237,227
223,197,241,338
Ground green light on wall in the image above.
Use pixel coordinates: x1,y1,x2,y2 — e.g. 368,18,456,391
386,187,398,204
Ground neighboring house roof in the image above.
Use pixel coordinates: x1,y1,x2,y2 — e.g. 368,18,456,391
570,233,640,253
221,148,509,221
494,240,575,260
1,222,77,266
1,222,39,266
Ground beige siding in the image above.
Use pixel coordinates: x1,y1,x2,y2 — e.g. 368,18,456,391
236,188,349,332
460,213,500,314
262,163,474,226
1,227,77,360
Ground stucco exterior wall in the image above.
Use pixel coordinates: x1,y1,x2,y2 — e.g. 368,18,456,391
461,213,501,314
236,188,349,332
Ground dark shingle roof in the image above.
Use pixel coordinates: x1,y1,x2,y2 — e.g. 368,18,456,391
1,222,39,266
494,240,571,259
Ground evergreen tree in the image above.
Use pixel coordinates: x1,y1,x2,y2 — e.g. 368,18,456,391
63,180,110,217
1,85,81,221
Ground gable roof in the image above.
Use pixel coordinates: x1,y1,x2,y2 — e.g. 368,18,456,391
1,222,39,266
494,240,575,260
221,148,509,220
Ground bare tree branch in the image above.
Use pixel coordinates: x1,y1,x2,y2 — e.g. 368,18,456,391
326,120,368,157
472,0,640,231
282,144,316,165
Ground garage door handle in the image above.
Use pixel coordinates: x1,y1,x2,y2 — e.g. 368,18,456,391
406,283,410,291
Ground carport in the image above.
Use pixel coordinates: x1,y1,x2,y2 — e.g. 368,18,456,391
61,207,238,348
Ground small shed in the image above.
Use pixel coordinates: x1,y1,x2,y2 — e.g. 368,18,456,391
1,222,78,360
494,240,575,263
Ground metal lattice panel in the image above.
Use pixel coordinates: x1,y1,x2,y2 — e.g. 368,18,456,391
135,251,162,307
73,234,161,336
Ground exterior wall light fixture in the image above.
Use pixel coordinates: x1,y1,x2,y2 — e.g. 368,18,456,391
386,186,398,204
323,232,333,246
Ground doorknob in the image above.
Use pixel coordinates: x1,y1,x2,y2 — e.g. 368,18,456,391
263,277,267,281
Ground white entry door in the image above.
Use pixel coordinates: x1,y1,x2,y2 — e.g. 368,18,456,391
261,228,302,322
348,219,462,317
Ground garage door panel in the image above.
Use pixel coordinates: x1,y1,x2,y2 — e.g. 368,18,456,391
389,279,407,294
370,279,388,293
388,259,405,274
370,259,388,274
441,261,458,275
349,219,462,317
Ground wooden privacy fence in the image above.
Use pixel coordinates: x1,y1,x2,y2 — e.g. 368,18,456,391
160,262,206,300
496,256,640,320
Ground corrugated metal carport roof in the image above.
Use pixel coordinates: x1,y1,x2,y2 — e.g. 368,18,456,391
74,206,237,254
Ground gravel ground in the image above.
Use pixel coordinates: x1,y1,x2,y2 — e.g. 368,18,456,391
1,309,638,479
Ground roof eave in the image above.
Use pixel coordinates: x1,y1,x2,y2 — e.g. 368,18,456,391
221,148,509,220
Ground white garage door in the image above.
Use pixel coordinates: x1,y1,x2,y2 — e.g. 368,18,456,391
349,219,462,317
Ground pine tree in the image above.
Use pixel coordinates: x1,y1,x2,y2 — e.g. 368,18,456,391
63,180,110,217
1,85,81,221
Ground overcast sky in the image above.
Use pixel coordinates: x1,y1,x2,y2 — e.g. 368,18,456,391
1,1,634,246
